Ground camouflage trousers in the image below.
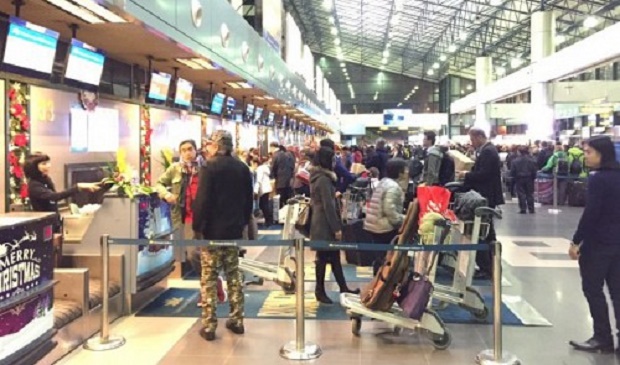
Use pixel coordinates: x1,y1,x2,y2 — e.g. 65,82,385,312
200,247,244,331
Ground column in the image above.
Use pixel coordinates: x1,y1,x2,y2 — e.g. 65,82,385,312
474,56,493,136
529,11,556,139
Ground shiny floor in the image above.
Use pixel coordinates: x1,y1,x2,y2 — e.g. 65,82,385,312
58,203,620,365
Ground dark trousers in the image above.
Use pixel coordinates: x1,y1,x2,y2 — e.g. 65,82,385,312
370,230,399,276
258,193,273,226
476,220,495,276
277,187,293,209
516,178,535,213
579,247,620,343
315,250,349,293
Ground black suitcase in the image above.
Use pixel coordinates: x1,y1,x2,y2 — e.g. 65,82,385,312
343,220,376,266
568,181,587,207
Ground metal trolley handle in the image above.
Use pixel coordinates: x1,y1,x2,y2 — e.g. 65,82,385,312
474,207,502,220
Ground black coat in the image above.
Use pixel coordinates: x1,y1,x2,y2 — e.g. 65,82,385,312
511,155,537,180
309,167,341,243
464,142,505,208
271,150,295,189
192,155,254,240
28,178,78,213
366,147,389,179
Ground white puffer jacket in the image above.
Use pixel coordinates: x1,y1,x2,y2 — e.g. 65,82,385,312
363,177,405,234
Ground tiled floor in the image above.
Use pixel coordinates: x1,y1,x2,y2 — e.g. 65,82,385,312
58,204,620,365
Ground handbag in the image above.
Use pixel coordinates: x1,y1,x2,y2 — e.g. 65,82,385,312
294,204,312,237
396,251,438,320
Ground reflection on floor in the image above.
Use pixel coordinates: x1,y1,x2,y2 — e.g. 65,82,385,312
58,206,620,365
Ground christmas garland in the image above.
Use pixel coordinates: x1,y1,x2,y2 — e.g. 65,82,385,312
140,105,152,185
7,82,30,207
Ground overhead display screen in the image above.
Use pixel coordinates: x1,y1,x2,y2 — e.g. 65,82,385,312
148,72,172,101
210,93,226,114
3,17,59,75
226,97,236,114
65,39,105,86
174,78,193,106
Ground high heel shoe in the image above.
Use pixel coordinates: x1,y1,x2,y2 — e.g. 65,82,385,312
340,287,360,295
315,291,334,305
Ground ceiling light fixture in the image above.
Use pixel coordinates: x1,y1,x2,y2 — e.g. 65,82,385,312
433,62,440,69
334,38,341,46
467,84,473,90
427,69,435,75
340,62,345,67
496,66,506,75
490,0,502,6
383,50,389,58
323,0,332,10
330,27,338,35
397,103,402,107
44,0,104,23
584,16,599,29
510,58,523,68
459,32,468,41
70,0,127,22
448,44,457,53
382,58,388,64
329,16,336,25
439,55,447,61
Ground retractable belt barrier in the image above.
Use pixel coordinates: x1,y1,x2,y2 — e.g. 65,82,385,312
85,234,518,364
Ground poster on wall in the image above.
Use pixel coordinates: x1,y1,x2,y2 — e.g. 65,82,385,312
165,118,201,151
135,196,174,279
70,107,120,152
262,0,283,54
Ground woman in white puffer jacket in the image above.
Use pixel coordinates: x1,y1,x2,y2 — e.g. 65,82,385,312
363,158,409,274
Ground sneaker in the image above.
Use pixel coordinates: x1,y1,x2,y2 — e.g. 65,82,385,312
225,319,245,335
199,329,216,341
217,276,227,303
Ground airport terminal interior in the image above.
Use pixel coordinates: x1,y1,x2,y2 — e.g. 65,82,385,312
0,1,619,365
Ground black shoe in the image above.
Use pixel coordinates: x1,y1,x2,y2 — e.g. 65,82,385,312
569,338,614,353
315,291,334,305
473,271,491,280
199,329,216,341
529,210,535,214
518,211,526,214
225,319,245,335
340,287,361,295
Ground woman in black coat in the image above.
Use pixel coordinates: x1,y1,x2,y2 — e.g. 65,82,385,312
24,153,99,218
310,147,359,304
569,136,620,353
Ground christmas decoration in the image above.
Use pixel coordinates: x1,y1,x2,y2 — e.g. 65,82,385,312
140,105,153,185
7,82,30,207
103,148,153,199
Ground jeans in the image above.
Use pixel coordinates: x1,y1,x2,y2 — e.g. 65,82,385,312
515,178,535,213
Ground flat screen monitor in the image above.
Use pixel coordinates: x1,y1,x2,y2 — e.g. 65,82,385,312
246,104,255,121
254,107,264,124
148,72,172,101
225,97,236,115
267,112,275,126
174,78,193,107
64,38,105,88
210,93,225,114
2,17,59,77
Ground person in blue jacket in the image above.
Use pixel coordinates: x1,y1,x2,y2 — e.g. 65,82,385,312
569,135,620,354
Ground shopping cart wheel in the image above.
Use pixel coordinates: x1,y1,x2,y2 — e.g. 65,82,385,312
472,306,489,320
432,331,452,350
282,268,297,295
432,301,449,310
351,317,362,336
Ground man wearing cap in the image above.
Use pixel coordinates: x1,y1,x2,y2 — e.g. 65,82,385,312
193,130,254,341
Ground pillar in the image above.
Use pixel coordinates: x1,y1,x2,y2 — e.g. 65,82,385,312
474,56,493,136
528,11,556,139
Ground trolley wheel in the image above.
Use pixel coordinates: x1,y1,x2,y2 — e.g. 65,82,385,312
432,331,452,350
473,306,489,320
282,268,297,295
432,301,449,310
351,317,362,336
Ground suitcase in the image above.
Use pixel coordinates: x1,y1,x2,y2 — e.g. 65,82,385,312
568,181,587,207
535,178,553,205
360,200,419,311
343,220,376,267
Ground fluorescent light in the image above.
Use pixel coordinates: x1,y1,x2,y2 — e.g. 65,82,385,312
433,62,440,69
331,27,338,35
329,16,335,24
459,32,468,41
382,58,388,64
323,0,332,10
373,94,378,101
397,103,402,107
192,58,217,69
334,38,341,45
427,69,435,75
337,53,344,60
496,66,506,75
414,85,419,90
584,16,598,29
439,55,447,61
340,62,345,67
383,50,390,58
510,58,523,68
467,84,473,90
71,0,127,22
448,44,457,52
176,58,202,70
490,0,502,5
226,82,242,89
45,0,104,23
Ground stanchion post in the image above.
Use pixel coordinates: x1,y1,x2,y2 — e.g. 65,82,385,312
475,242,520,365
280,238,322,360
84,235,126,351
549,174,561,215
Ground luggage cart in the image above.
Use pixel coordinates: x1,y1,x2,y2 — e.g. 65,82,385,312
238,197,307,294
340,223,453,350
428,207,501,320
341,185,371,222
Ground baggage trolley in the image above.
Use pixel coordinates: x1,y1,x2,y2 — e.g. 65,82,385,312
429,207,501,319
238,196,307,294
341,186,371,223
340,223,453,350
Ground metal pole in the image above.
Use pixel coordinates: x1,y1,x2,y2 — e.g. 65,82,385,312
280,238,322,360
549,174,561,214
84,235,126,351
475,242,520,365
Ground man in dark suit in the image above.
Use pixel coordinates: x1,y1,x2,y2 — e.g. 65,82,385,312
458,128,505,279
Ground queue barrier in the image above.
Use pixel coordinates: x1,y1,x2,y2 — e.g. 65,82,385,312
84,234,520,364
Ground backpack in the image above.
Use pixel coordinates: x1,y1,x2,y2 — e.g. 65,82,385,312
438,153,455,186
569,154,583,175
556,154,569,175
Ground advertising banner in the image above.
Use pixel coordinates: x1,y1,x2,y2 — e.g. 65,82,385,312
263,0,283,54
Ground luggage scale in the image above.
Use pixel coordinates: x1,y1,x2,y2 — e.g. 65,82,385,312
238,197,307,294
340,223,453,350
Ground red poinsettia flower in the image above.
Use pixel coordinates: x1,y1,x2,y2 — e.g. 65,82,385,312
10,103,24,116
20,183,29,199
13,166,24,179
13,134,27,147
21,117,30,131
8,151,18,166
9,88,16,101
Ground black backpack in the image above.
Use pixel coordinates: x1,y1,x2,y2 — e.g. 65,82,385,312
556,154,569,175
569,154,583,175
438,153,455,186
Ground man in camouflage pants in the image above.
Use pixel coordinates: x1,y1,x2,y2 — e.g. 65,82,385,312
193,130,254,341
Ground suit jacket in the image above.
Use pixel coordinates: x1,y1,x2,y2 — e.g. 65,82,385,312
464,142,505,208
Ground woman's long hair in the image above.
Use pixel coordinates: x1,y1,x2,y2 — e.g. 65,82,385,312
24,153,54,187
314,147,334,171
586,136,620,171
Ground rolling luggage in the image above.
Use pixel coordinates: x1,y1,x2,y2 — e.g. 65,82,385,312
568,181,587,207
343,220,376,267
360,201,419,311
535,178,553,205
